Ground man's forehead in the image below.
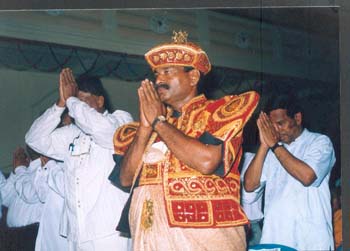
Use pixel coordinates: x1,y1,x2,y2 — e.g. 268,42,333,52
154,66,184,73
269,109,289,120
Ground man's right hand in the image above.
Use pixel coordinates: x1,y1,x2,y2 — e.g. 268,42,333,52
138,79,166,129
57,68,78,107
257,113,269,149
12,147,30,173
138,86,151,129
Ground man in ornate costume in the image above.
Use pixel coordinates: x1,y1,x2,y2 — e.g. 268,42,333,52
109,31,259,251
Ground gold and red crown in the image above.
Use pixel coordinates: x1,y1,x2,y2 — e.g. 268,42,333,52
145,31,211,75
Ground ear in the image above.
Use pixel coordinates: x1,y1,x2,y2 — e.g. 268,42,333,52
97,96,105,109
294,112,302,126
188,69,200,87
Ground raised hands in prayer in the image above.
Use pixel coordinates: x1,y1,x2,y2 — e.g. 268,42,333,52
57,68,78,107
257,111,280,148
137,79,166,129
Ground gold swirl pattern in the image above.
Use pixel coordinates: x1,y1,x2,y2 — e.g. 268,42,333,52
211,92,258,124
224,177,240,194
113,122,139,155
168,176,236,197
213,119,243,141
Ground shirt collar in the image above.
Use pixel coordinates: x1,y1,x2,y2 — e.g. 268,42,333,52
284,128,308,146
294,128,308,142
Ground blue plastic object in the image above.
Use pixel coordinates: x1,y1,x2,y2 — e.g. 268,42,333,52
249,243,297,251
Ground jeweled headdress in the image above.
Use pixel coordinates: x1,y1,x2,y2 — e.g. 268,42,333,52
145,30,211,75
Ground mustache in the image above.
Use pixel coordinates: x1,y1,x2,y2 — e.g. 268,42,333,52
154,83,170,90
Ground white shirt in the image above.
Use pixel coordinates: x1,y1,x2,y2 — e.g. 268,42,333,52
15,159,68,251
25,97,133,244
245,129,335,250
240,152,263,222
1,158,43,227
0,171,6,220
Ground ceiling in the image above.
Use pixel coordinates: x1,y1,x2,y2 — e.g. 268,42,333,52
213,7,339,39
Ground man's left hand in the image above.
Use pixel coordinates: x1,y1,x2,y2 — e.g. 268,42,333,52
12,147,30,172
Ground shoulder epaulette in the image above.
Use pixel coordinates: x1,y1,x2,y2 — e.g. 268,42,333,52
113,122,140,155
208,91,260,139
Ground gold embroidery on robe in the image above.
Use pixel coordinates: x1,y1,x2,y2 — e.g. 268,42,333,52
113,91,260,228
141,199,154,231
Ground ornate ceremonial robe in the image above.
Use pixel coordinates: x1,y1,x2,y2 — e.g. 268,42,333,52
113,91,259,228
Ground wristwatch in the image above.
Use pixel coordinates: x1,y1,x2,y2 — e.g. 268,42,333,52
151,115,166,129
271,142,283,152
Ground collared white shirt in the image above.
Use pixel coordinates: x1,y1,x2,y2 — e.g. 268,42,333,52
15,159,68,251
25,97,132,244
1,158,43,227
244,129,335,250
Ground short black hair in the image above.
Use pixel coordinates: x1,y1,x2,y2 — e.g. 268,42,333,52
76,74,112,112
265,93,303,118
